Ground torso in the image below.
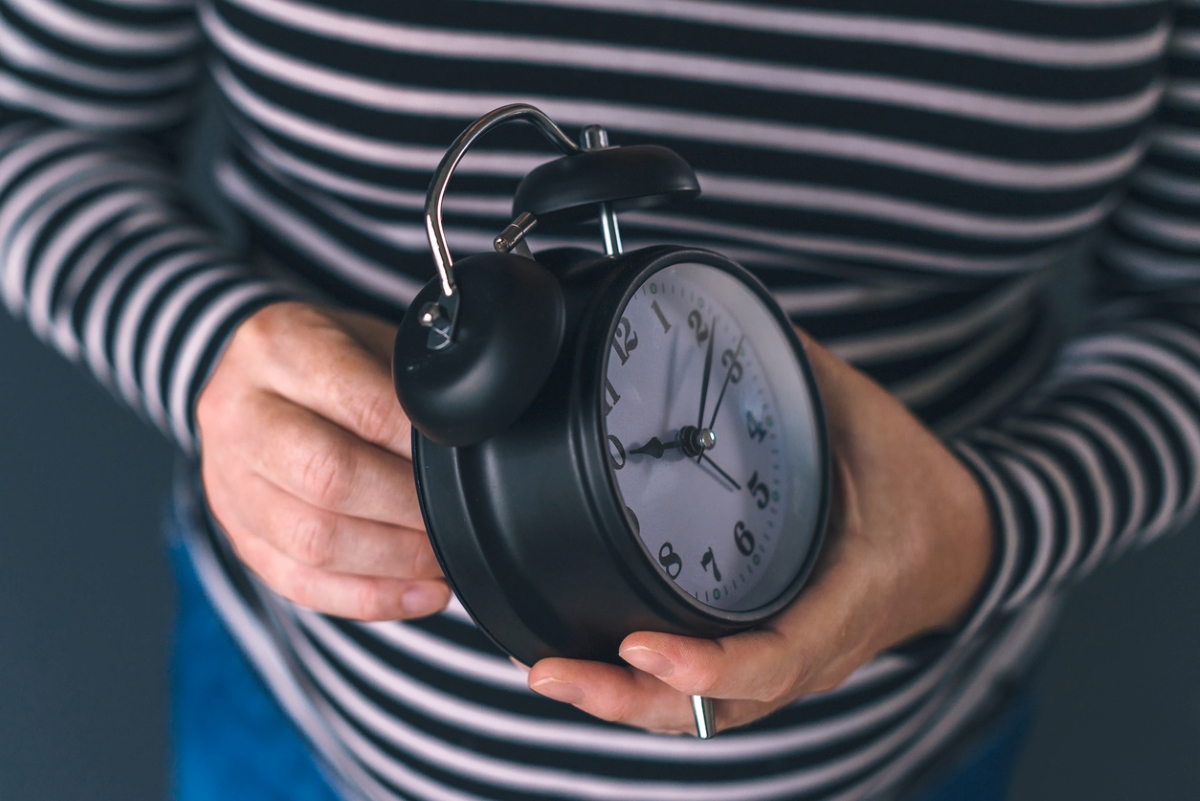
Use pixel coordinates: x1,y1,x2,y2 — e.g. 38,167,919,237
190,1,1169,797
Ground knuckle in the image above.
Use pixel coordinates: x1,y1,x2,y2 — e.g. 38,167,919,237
287,513,339,568
811,663,853,696
687,663,724,697
758,679,793,704
195,391,219,433
238,302,315,362
236,304,282,355
277,575,316,611
590,693,634,724
233,538,293,597
767,662,811,702
299,441,355,508
266,560,323,611
353,391,399,444
351,582,395,621
196,381,236,436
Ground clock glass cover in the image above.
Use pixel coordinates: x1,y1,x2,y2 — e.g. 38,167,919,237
603,262,824,613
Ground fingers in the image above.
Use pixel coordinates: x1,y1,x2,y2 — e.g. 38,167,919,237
325,307,401,364
198,303,446,621
243,392,423,529
621,557,889,711
240,303,411,457
212,470,440,580
525,544,881,734
231,532,450,621
618,629,803,704
528,598,865,735
528,659,698,735
528,657,784,735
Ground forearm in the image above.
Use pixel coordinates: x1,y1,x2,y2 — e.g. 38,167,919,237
953,296,1200,625
945,1,1200,628
0,0,298,452
0,123,298,451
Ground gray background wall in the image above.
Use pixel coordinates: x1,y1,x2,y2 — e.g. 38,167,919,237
1,287,1199,798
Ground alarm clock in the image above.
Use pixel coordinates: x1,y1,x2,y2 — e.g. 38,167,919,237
393,105,830,739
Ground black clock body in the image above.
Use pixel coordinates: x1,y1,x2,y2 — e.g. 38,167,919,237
409,244,830,667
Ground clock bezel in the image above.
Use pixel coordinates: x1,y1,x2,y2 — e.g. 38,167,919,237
579,247,831,626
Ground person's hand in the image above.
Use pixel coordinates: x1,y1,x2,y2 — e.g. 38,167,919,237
196,301,449,621
526,332,993,734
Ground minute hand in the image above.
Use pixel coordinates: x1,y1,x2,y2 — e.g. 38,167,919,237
705,334,746,434
695,315,717,430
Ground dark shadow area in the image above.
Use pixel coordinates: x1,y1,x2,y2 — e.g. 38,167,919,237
1010,519,1200,800
0,310,174,801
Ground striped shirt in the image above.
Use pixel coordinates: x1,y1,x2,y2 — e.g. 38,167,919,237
3,0,1199,798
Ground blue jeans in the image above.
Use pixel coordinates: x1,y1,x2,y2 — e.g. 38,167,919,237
171,541,341,801
170,542,1031,801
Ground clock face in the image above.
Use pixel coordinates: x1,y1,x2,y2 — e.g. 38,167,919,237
602,262,825,613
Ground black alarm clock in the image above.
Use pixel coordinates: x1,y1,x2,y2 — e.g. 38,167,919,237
393,105,830,739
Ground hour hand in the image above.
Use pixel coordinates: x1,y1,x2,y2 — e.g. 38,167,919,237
629,436,681,459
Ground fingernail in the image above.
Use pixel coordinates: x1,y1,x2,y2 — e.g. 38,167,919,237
510,657,531,673
401,585,445,617
620,645,675,677
530,678,585,705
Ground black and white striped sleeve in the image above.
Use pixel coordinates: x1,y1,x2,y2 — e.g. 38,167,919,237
0,0,296,454
952,0,1200,633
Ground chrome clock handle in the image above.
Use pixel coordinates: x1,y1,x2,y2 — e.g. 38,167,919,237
424,103,580,298
692,696,716,740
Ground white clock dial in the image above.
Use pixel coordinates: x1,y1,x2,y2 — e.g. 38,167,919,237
602,262,824,613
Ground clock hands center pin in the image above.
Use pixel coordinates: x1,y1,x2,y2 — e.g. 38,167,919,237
629,426,739,491
630,426,715,459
